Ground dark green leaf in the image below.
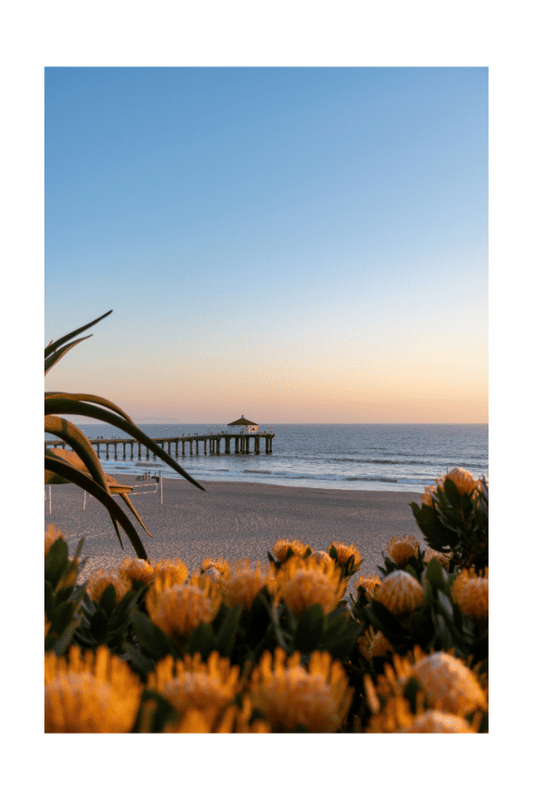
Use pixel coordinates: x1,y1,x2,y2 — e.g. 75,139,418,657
294,604,325,652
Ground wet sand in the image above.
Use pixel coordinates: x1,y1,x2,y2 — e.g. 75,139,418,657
44,475,425,583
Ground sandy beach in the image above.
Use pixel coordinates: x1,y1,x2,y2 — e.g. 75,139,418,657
45,475,426,584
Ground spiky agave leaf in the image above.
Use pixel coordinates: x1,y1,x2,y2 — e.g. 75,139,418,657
44,454,148,560
44,394,205,492
44,309,205,561
45,414,112,493
44,310,113,374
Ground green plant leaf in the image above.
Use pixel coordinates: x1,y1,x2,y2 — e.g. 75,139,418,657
425,557,446,591
44,454,149,559
44,397,204,491
184,623,217,659
90,608,109,641
130,609,176,660
45,415,112,495
44,309,113,362
294,604,325,652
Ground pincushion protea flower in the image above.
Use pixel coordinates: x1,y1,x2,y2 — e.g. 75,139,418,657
353,573,381,599
118,557,154,584
161,695,271,733
247,648,353,732
439,467,478,495
147,651,241,728
358,627,393,662
86,567,132,604
308,550,334,567
271,538,310,561
364,692,476,733
330,541,362,571
151,558,188,587
366,646,486,718
386,535,420,567
145,573,222,642
222,559,275,611
374,570,424,616
398,709,476,733
451,569,488,627
200,557,230,578
275,556,346,617
424,547,451,569
45,645,142,732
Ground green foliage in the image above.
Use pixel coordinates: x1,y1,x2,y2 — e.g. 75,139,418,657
45,311,204,560
410,477,488,572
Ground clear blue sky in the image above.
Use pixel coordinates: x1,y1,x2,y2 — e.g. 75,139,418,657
45,67,487,423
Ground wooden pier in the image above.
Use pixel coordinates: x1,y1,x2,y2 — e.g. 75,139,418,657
45,432,275,460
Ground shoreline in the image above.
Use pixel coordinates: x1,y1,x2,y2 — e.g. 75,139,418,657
45,476,425,582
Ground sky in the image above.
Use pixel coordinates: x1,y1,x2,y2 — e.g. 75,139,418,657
45,66,488,424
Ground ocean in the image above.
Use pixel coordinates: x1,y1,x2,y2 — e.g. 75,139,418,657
46,423,488,494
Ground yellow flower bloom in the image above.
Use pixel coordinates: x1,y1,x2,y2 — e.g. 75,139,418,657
45,645,142,733
145,573,222,642
164,696,271,733
358,627,392,662
374,570,424,616
308,550,334,567
398,709,476,733
386,535,420,567
275,556,346,617
86,567,132,604
421,484,437,506
330,541,362,571
439,467,478,495
403,651,486,715
151,558,188,587
118,557,154,584
353,574,382,599
222,559,275,611
147,651,241,728
424,548,451,569
271,538,309,561
200,557,230,579
247,648,353,732
451,569,488,626
365,693,476,733
364,646,486,728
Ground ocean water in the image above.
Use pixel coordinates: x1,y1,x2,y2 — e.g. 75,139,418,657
46,423,488,494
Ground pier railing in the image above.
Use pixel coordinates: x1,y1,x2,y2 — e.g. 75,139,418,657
45,432,275,460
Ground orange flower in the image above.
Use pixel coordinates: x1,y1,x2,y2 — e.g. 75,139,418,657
147,651,241,728
222,559,274,611
118,557,154,584
247,648,353,732
353,574,382,599
145,573,222,642
45,645,142,733
275,556,346,617
374,570,424,616
200,557,230,579
386,535,420,567
86,567,132,604
438,467,478,495
271,538,310,561
151,558,188,587
330,541,362,571
451,569,488,626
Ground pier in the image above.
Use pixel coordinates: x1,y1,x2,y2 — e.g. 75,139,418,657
45,432,275,460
